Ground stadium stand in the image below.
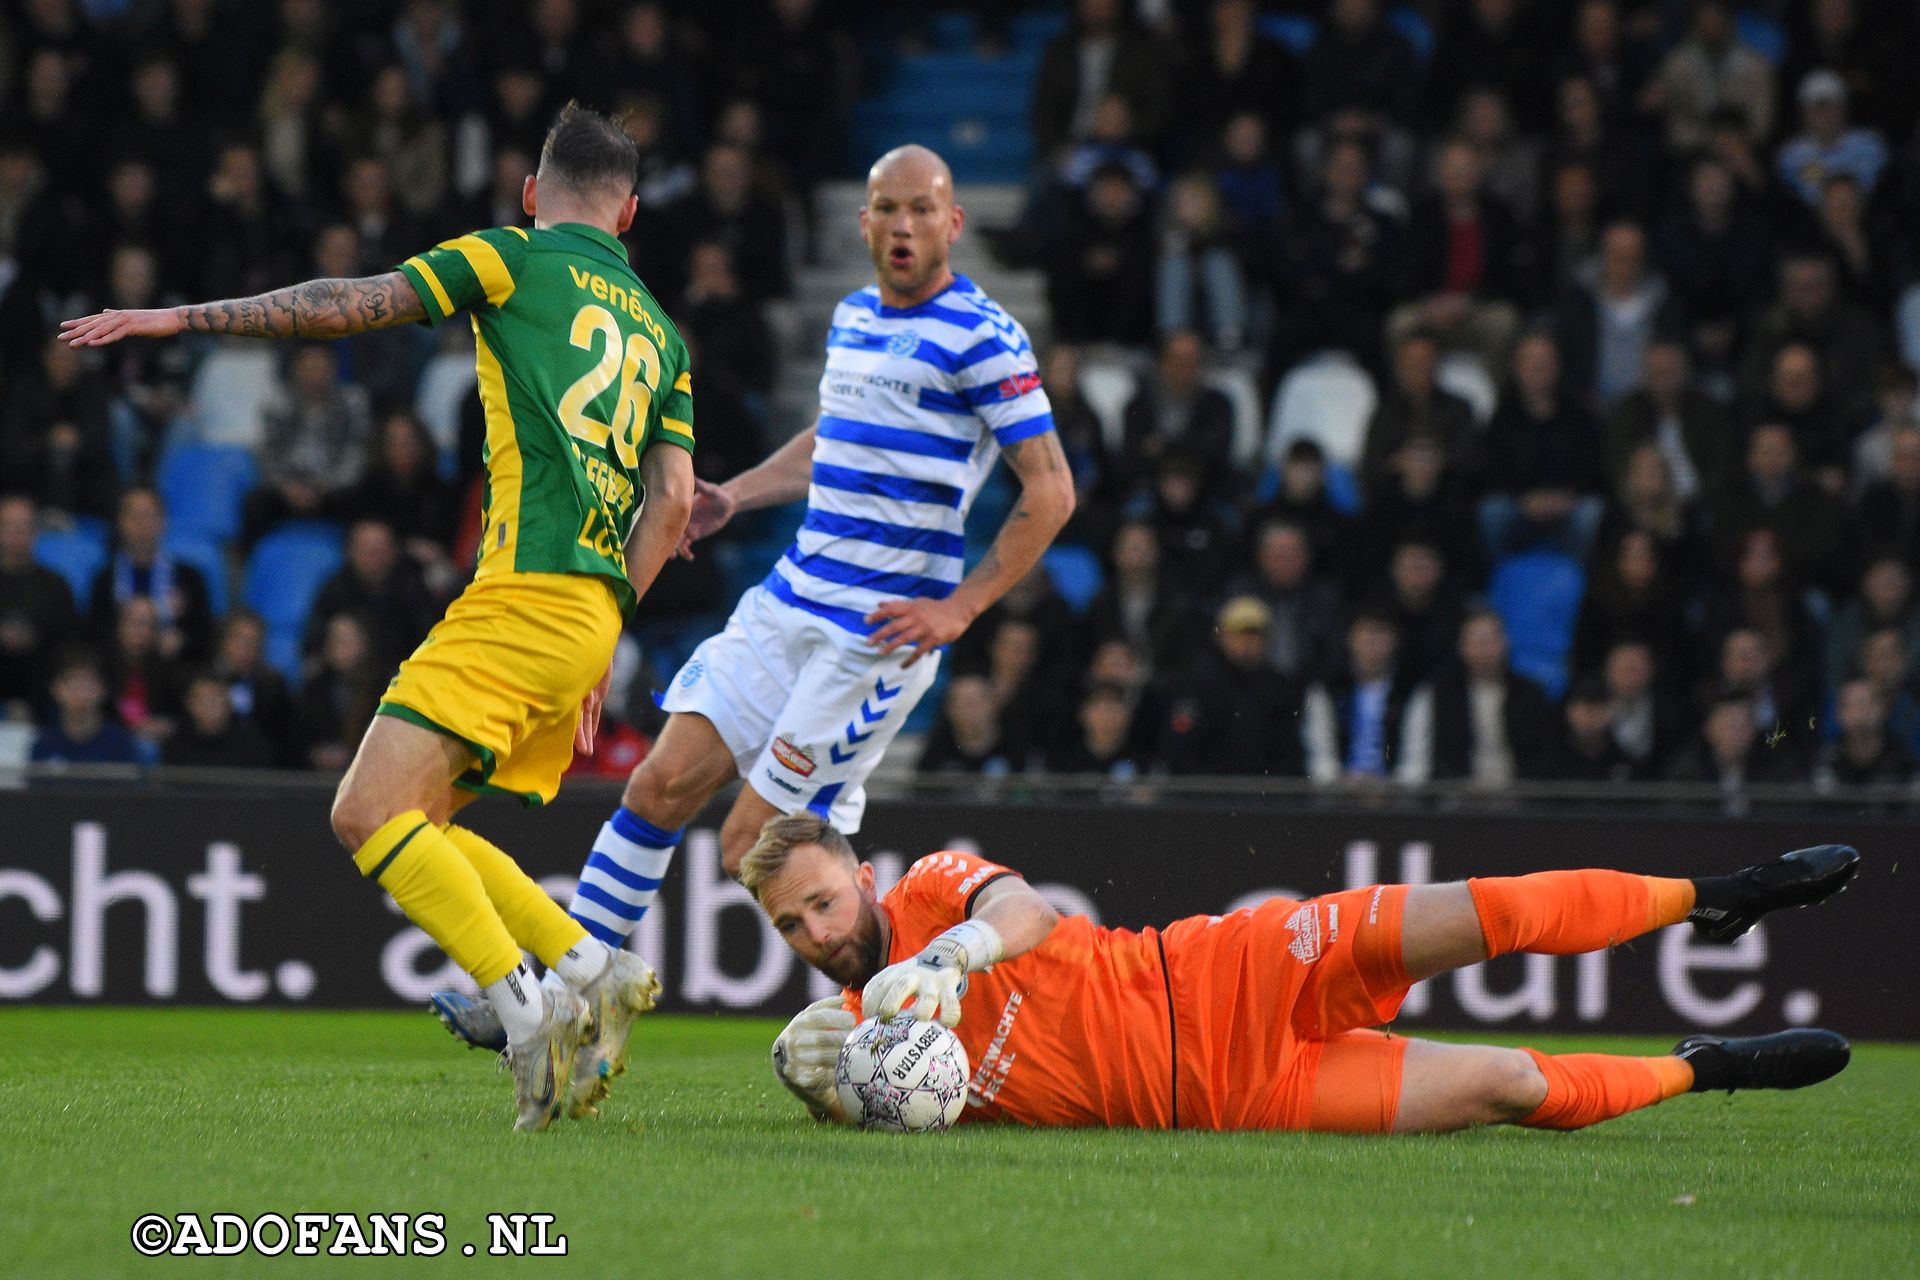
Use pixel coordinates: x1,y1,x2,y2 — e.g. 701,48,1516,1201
31,524,107,604
157,444,258,544
243,522,345,680
6,0,1920,801
1489,551,1587,700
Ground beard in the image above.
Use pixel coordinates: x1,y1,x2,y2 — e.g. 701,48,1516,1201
818,896,887,990
869,240,943,296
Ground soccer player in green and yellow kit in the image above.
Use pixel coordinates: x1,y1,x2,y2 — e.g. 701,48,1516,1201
63,104,694,1132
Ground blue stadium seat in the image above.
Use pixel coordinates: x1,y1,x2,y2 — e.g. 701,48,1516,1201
1735,12,1786,66
961,476,1016,567
1008,11,1067,49
1488,552,1586,700
849,19,1045,183
1387,7,1434,62
158,444,259,542
1257,14,1319,54
69,514,109,544
849,107,1033,183
1250,463,1280,506
162,531,230,617
925,11,975,49
243,521,344,639
264,625,305,682
32,525,108,603
1043,545,1105,613
1324,462,1362,516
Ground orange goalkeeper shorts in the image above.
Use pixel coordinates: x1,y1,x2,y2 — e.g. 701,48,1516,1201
1161,884,1413,1131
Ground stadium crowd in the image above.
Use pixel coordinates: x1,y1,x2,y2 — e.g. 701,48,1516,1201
0,0,850,771
6,0,1920,800
931,0,1920,795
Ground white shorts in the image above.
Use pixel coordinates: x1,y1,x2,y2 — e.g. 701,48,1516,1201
660,585,941,832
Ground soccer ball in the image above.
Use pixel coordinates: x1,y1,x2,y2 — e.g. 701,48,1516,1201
834,1015,970,1132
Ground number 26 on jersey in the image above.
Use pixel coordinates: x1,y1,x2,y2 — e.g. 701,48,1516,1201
558,303,661,469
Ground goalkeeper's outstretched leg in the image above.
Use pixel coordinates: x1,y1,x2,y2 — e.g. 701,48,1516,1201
1305,844,1861,1134
1309,1026,1852,1135
1390,844,1860,985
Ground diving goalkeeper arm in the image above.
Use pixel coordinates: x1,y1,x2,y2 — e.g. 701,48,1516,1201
861,876,1059,1027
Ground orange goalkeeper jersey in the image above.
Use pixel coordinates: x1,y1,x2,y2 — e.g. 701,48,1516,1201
843,851,1176,1128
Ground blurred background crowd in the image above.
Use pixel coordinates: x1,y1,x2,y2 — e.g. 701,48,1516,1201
5,0,1920,801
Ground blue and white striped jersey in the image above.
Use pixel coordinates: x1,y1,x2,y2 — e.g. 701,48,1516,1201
762,274,1054,636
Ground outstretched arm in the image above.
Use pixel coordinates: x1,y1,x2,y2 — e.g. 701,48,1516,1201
61,272,428,346
862,875,1059,1026
866,429,1075,665
724,422,820,514
965,875,1059,963
675,423,818,557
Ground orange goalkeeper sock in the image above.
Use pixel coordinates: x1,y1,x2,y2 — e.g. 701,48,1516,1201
1519,1050,1694,1130
1469,870,1695,957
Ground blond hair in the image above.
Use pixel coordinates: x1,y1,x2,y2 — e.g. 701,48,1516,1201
738,812,856,901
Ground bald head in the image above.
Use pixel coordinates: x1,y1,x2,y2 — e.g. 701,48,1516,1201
861,144,963,306
867,144,953,200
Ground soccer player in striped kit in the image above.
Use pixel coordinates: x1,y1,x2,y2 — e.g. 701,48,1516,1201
433,145,1076,1116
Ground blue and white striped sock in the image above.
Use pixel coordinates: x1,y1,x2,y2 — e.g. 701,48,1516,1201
569,808,680,947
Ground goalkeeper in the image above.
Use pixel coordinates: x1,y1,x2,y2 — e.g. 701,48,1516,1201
746,814,1857,1131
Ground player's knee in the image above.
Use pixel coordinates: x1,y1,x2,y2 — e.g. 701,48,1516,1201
330,781,380,852
624,758,706,826
330,769,429,852
1486,1050,1548,1122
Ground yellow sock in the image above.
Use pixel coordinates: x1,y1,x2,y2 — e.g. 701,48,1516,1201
442,824,589,969
352,810,523,988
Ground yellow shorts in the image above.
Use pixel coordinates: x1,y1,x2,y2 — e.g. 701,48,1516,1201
377,571,623,807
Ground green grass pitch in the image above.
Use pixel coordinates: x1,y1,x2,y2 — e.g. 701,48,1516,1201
2,1009,1914,1279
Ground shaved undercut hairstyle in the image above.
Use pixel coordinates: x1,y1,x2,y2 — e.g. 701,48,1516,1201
739,813,857,902
538,101,640,198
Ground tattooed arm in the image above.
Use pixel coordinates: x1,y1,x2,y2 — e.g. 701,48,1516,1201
866,430,1076,665
60,273,428,347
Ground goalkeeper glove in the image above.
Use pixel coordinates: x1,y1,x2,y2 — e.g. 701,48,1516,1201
771,996,855,1121
860,918,1004,1028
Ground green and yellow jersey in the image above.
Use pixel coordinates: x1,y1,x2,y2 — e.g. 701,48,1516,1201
396,223,693,615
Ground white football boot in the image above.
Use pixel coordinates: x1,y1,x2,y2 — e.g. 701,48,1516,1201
566,950,662,1119
503,985,592,1133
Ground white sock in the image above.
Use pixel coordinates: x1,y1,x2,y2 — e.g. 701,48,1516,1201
485,963,546,1047
550,936,612,989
